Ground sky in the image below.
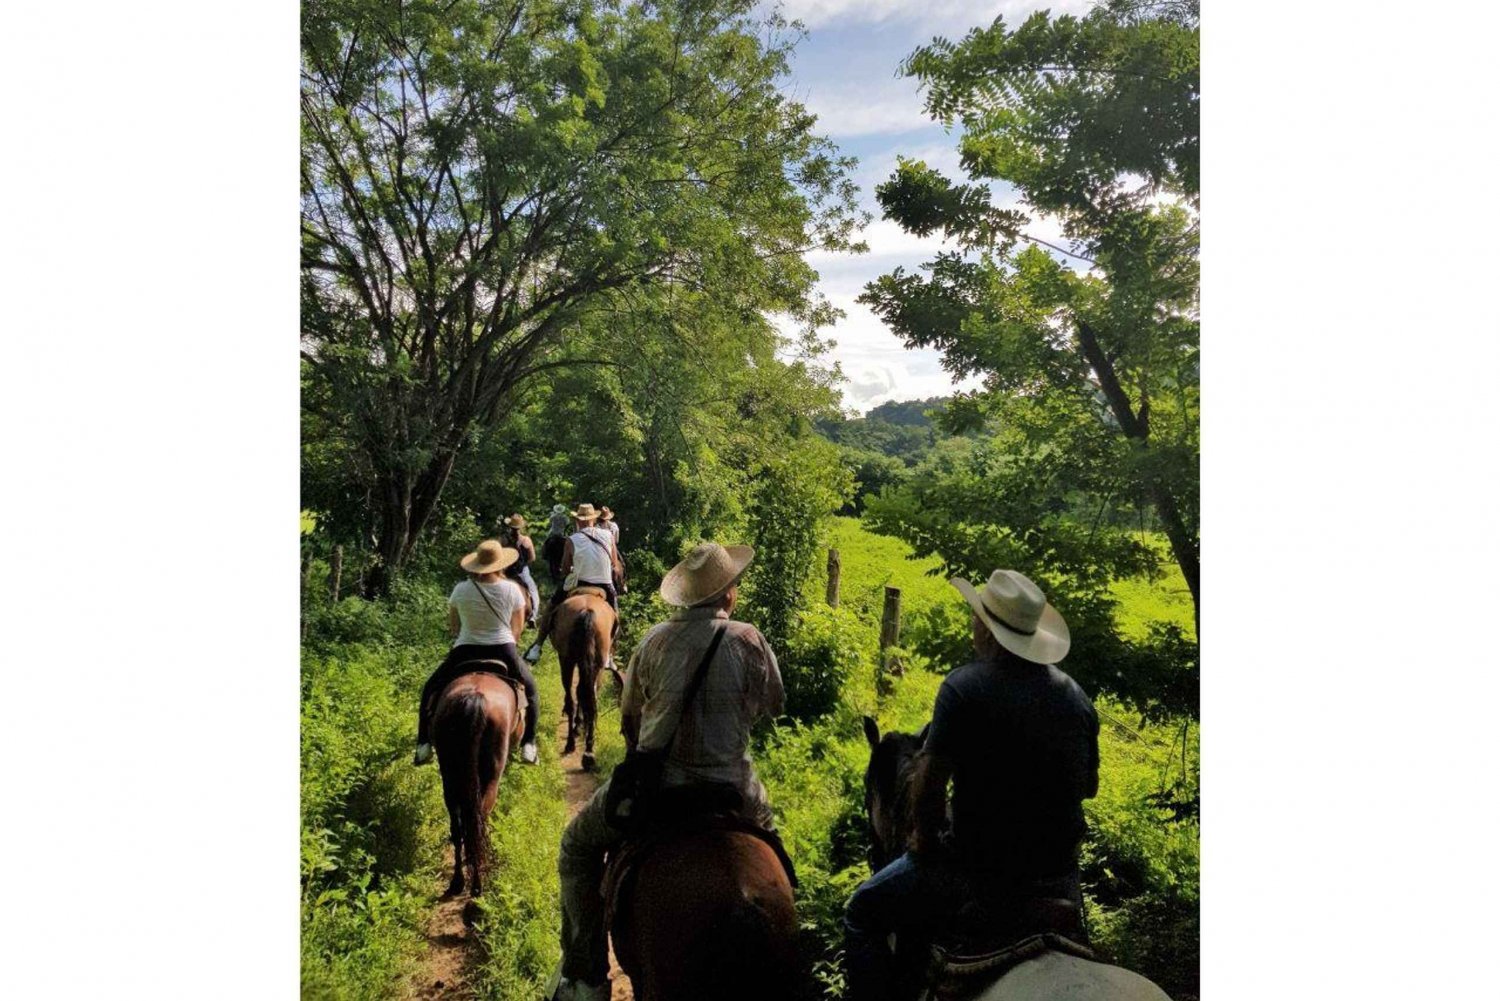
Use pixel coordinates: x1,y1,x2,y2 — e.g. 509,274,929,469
762,0,1096,413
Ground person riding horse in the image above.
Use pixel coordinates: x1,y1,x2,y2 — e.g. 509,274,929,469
543,502,570,585
526,503,623,667
843,569,1100,1001
412,540,542,767
546,542,785,1001
500,513,539,627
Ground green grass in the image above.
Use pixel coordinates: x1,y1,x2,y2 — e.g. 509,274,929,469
1109,533,1195,642
818,516,952,623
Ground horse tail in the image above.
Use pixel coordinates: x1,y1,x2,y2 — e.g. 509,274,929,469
709,897,798,1001
436,691,489,872
569,605,597,675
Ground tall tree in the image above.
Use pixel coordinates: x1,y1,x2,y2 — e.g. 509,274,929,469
859,0,1199,621
301,0,860,590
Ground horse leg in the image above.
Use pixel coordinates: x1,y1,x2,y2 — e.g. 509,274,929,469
445,799,465,898
561,656,578,756
580,663,598,772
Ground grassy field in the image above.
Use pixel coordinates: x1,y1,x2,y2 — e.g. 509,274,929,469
301,517,1198,999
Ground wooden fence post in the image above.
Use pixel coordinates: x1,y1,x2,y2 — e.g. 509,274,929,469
826,548,841,608
880,585,903,676
330,544,343,603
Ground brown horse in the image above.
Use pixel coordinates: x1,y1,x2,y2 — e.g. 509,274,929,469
612,828,800,1001
860,718,1171,1001
432,671,525,911
551,590,616,771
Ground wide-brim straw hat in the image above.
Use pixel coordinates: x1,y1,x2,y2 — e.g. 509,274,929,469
600,506,615,521
460,539,519,575
503,513,527,530
660,542,754,607
571,503,601,523
950,569,1070,665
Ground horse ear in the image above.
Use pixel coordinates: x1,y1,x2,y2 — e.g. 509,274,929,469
862,715,880,749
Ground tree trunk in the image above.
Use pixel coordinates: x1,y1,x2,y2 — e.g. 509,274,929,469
1077,320,1199,627
330,545,343,602
826,548,841,607
365,446,462,596
1148,480,1199,633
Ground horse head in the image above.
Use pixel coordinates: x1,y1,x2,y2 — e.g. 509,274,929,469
861,715,928,872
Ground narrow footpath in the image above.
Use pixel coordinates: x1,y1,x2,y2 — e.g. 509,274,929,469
411,885,477,1000
559,719,634,1001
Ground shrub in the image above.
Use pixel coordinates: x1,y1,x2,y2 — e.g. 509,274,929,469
904,600,972,674
779,606,871,722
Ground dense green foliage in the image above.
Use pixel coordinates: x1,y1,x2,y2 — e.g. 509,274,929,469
302,0,863,588
816,397,956,513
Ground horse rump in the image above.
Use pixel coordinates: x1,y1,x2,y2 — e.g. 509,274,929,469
434,688,499,896
616,829,801,1001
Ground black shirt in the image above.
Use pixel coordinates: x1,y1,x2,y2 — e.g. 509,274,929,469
925,656,1099,878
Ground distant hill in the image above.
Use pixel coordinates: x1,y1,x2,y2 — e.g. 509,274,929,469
816,396,947,464
817,396,954,513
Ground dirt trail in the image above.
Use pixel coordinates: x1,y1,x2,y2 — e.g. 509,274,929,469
411,885,477,1000
408,707,628,1000
559,718,634,1001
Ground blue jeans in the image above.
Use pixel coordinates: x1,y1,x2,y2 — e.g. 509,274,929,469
843,852,974,1001
515,565,539,621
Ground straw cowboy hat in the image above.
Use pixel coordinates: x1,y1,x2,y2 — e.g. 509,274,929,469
599,506,615,521
571,503,601,523
503,513,527,530
950,569,1070,665
460,539,519,575
660,542,755,607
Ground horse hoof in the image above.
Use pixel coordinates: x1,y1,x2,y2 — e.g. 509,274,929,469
581,753,596,772
462,900,481,926
444,878,464,899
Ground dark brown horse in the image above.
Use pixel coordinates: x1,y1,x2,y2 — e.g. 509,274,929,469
551,590,616,770
432,671,525,911
612,828,800,1001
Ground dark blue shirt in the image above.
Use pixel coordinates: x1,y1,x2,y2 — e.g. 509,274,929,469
925,656,1099,878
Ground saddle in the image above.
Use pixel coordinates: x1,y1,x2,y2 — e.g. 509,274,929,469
567,584,609,601
921,895,1094,1001
923,931,1098,1001
448,660,529,719
601,787,797,936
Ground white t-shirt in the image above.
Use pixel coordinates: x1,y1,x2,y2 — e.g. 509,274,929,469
449,578,524,646
603,520,620,544
570,526,615,584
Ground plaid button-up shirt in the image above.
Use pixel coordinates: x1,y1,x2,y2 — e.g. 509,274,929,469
620,606,784,791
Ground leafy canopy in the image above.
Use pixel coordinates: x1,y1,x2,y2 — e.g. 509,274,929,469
858,0,1199,716
301,0,863,583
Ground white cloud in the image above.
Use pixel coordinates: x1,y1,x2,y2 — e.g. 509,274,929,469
800,80,932,138
772,0,1094,31
819,295,984,410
